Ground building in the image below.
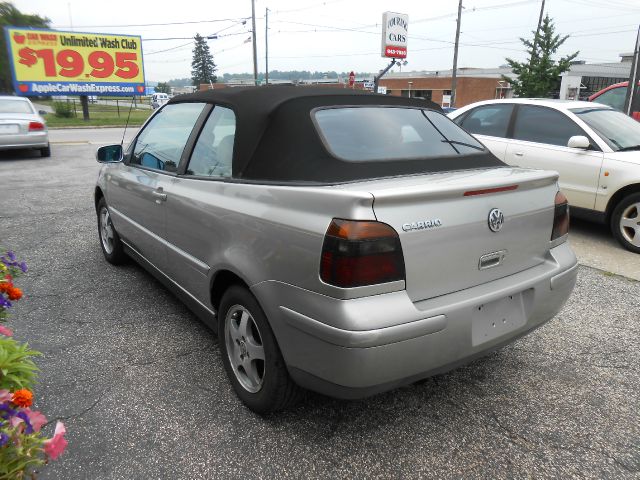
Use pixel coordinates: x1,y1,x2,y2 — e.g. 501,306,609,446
379,54,633,107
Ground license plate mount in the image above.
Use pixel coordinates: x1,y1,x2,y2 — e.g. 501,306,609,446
472,293,526,346
0,124,19,135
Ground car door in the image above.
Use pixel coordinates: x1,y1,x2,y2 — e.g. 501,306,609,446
162,105,237,304
454,103,515,160
504,104,604,209
106,102,206,269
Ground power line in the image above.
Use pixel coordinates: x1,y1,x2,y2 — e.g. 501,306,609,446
52,17,250,29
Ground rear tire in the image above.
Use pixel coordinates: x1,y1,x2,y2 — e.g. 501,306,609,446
610,193,640,254
218,285,302,414
40,144,51,157
97,197,127,264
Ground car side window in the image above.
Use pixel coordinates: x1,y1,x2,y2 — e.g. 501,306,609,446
130,103,205,173
512,105,586,147
593,87,626,112
186,106,236,178
458,104,513,138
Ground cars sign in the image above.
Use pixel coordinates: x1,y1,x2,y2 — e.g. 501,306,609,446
381,12,408,58
3,27,145,96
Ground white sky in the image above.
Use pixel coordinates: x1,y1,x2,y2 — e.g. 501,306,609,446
12,0,640,82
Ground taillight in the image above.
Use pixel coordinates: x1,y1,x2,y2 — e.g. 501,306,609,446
551,191,570,241
320,219,405,288
28,121,45,131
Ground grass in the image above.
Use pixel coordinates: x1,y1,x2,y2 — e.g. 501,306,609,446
33,98,153,127
43,109,152,128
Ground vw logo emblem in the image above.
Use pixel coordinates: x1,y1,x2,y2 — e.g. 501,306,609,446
488,208,504,232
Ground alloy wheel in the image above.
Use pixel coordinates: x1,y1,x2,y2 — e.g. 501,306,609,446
99,207,115,254
224,305,266,393
619,201,640,248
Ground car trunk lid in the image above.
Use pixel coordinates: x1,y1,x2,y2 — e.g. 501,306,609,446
361,167,558,302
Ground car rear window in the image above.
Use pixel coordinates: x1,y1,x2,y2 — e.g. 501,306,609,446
313,107,485,161
0,99,34,114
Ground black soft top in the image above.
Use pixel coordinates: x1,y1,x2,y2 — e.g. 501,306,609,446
170,86,503,184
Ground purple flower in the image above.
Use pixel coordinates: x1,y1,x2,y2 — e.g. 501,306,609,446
0,432,8,447
6,251,16,262
19,261,27,273
0,402,16,420
0,296,12,309
15,411,33,434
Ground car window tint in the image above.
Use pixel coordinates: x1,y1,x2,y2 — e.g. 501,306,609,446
593,86,626,112
0,99,34,114
186,106,236,178
130,103,205,172
314,107,484,161
459,104,513,138
512,105,585,147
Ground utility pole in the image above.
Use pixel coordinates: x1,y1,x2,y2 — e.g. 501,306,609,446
450,0,463,108
251,0,258,86
531,0,546,60
265,8,269,86
624,25,640,116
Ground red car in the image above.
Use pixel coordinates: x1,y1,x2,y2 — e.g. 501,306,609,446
589,81,640,120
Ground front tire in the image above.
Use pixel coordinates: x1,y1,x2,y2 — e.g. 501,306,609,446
97,197,127,264
218,285,301,414
611,193,640,254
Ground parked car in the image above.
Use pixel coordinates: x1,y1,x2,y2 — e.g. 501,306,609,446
589,81,640,120
151,92,169,110
449,99,640,253
0,96,50,157
95,87,577,413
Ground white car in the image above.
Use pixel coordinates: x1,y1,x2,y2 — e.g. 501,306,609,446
449,99,640,253
0,96,50,157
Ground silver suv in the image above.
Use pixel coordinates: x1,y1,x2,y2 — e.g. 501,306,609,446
95,87,577,413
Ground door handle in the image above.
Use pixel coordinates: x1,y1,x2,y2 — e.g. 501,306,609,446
513,151,524,157
151,189,167,203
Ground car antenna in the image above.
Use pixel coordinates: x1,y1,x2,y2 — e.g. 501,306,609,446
121,95,136,147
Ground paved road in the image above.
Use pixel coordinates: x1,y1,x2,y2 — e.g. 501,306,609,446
0,132,638,479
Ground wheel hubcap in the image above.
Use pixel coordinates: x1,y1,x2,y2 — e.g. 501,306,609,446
224,305,265,393
620,202,640,247
99,207,115,254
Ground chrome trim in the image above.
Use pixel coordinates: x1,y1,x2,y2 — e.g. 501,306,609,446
478,250,507,270
109,206,210,276
121,239,216,316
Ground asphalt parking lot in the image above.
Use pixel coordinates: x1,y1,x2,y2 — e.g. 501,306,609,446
1,129,638,479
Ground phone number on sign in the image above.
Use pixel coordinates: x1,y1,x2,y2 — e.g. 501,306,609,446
18,48,139,80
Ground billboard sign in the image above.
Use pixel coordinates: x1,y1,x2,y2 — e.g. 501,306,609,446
4,27,145,96
381,12,408,59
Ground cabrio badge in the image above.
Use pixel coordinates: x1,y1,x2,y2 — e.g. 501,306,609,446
402,219,443,232
488,208,504,232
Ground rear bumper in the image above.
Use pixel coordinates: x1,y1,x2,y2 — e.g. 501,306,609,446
252,242,578,399
0,132,49,149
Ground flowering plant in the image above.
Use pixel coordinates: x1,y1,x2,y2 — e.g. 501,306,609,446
0,250,68,478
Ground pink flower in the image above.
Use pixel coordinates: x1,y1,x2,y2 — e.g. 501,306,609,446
43,421,68,460
0,389,11,403
0,325,13,337
25,408,47,432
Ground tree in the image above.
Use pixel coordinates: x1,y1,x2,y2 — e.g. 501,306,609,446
502,15,578,98
0,2,50,93
155,82,171,94
191,34,217,87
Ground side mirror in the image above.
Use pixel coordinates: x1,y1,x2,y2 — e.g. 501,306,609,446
96,144,123,163
38,110,48,115
567,135,590,149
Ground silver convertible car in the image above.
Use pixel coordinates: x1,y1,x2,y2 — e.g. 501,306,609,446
95,87,577,413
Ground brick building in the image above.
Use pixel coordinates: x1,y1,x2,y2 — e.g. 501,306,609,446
379,67,513,107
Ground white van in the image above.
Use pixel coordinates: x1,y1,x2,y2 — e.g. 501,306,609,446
151,93,169,109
